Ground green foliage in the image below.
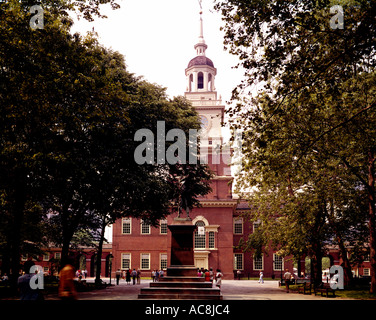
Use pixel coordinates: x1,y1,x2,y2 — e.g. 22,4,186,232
0,1,212,283
215,0,376,287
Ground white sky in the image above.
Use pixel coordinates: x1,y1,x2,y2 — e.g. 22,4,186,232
70,0,244,103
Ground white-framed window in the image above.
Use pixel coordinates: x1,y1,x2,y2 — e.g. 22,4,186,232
160,253,168,270
253,221,261,233
234,253,244,270
140,253,150,270
43,254,50,261
122,218,132,234
273,254,284,271
141,220,151,235
194,221,206,248
253,255,263,270
208,231,215,249
43,267,49,273
121,253,131,269
54,252,61,260
363,268,370,276
234,217,243,235
160,220,168,234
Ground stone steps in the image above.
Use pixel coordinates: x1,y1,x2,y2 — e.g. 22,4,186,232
150,281,213,288
139,293,222,300
159,276,205,282
139,287,222,300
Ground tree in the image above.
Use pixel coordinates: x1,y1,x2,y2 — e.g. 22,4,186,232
215,0,376,291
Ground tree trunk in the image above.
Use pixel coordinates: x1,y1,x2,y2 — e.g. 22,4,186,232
60,206,75,270
60,235,72,270
327,199,353,286
9,174,27,292
367,151,376,294
336,235,353,286
95,216,107,286
310,240,323,287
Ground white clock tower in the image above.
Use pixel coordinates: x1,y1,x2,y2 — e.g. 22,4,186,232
184,8,225,147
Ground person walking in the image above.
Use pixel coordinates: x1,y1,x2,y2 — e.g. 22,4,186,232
137,269,141,284
126,269,131,285
115,269,121,285
284,269,292,293
204,269,210,282
58,261,77,300
209,268,214,284
258,271,264,284
215,269,223,288
18,260,43,300
131,268,137,285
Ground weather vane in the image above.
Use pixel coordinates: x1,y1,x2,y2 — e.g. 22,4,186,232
198,0,202,13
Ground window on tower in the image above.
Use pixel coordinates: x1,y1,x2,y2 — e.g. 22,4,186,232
198,72,204,89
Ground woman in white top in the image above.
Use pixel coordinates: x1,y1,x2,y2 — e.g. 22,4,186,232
215,269,223,288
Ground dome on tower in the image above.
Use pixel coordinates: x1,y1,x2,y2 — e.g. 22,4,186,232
188,56,215,68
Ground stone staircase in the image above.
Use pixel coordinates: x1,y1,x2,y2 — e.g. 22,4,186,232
138,275,222,300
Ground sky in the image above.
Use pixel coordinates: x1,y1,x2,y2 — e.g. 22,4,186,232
70,0,244,103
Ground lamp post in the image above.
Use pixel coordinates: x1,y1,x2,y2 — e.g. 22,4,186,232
109,255,113,285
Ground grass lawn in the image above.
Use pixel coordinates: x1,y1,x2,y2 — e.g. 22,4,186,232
286,284,376,300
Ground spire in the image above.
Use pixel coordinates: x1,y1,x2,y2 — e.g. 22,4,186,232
195,0,207,56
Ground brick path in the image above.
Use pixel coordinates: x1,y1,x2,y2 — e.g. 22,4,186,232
41,278,341,300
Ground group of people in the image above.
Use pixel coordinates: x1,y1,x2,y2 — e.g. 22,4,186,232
258,269,293,292
115,268,141,285
151,269,165,282
197,267,223,288
75,269,87,280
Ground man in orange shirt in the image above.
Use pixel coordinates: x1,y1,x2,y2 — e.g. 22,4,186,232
58,261,77,300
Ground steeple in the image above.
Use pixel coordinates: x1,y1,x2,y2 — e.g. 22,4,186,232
184,0,224,143
185,1,217,94
195,8,207,56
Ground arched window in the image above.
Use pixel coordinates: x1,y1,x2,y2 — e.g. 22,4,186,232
208,73,212,91
189,73,193,92
197,72,204,89
194,221,206,248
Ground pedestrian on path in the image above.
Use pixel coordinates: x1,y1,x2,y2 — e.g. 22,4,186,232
131,269,137,285
58,261,77,300
126,269,131,285
215,269,223,288
204,269,210,282
137,269,141,284
258,272,264,284
284,269,292,293
18,260,43,300
115,269,121,285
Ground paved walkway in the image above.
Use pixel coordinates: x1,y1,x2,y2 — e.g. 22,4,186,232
41,278,342,300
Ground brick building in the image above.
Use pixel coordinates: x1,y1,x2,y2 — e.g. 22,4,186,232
2,9,370,284
110,10,294,280
18,244,113,277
